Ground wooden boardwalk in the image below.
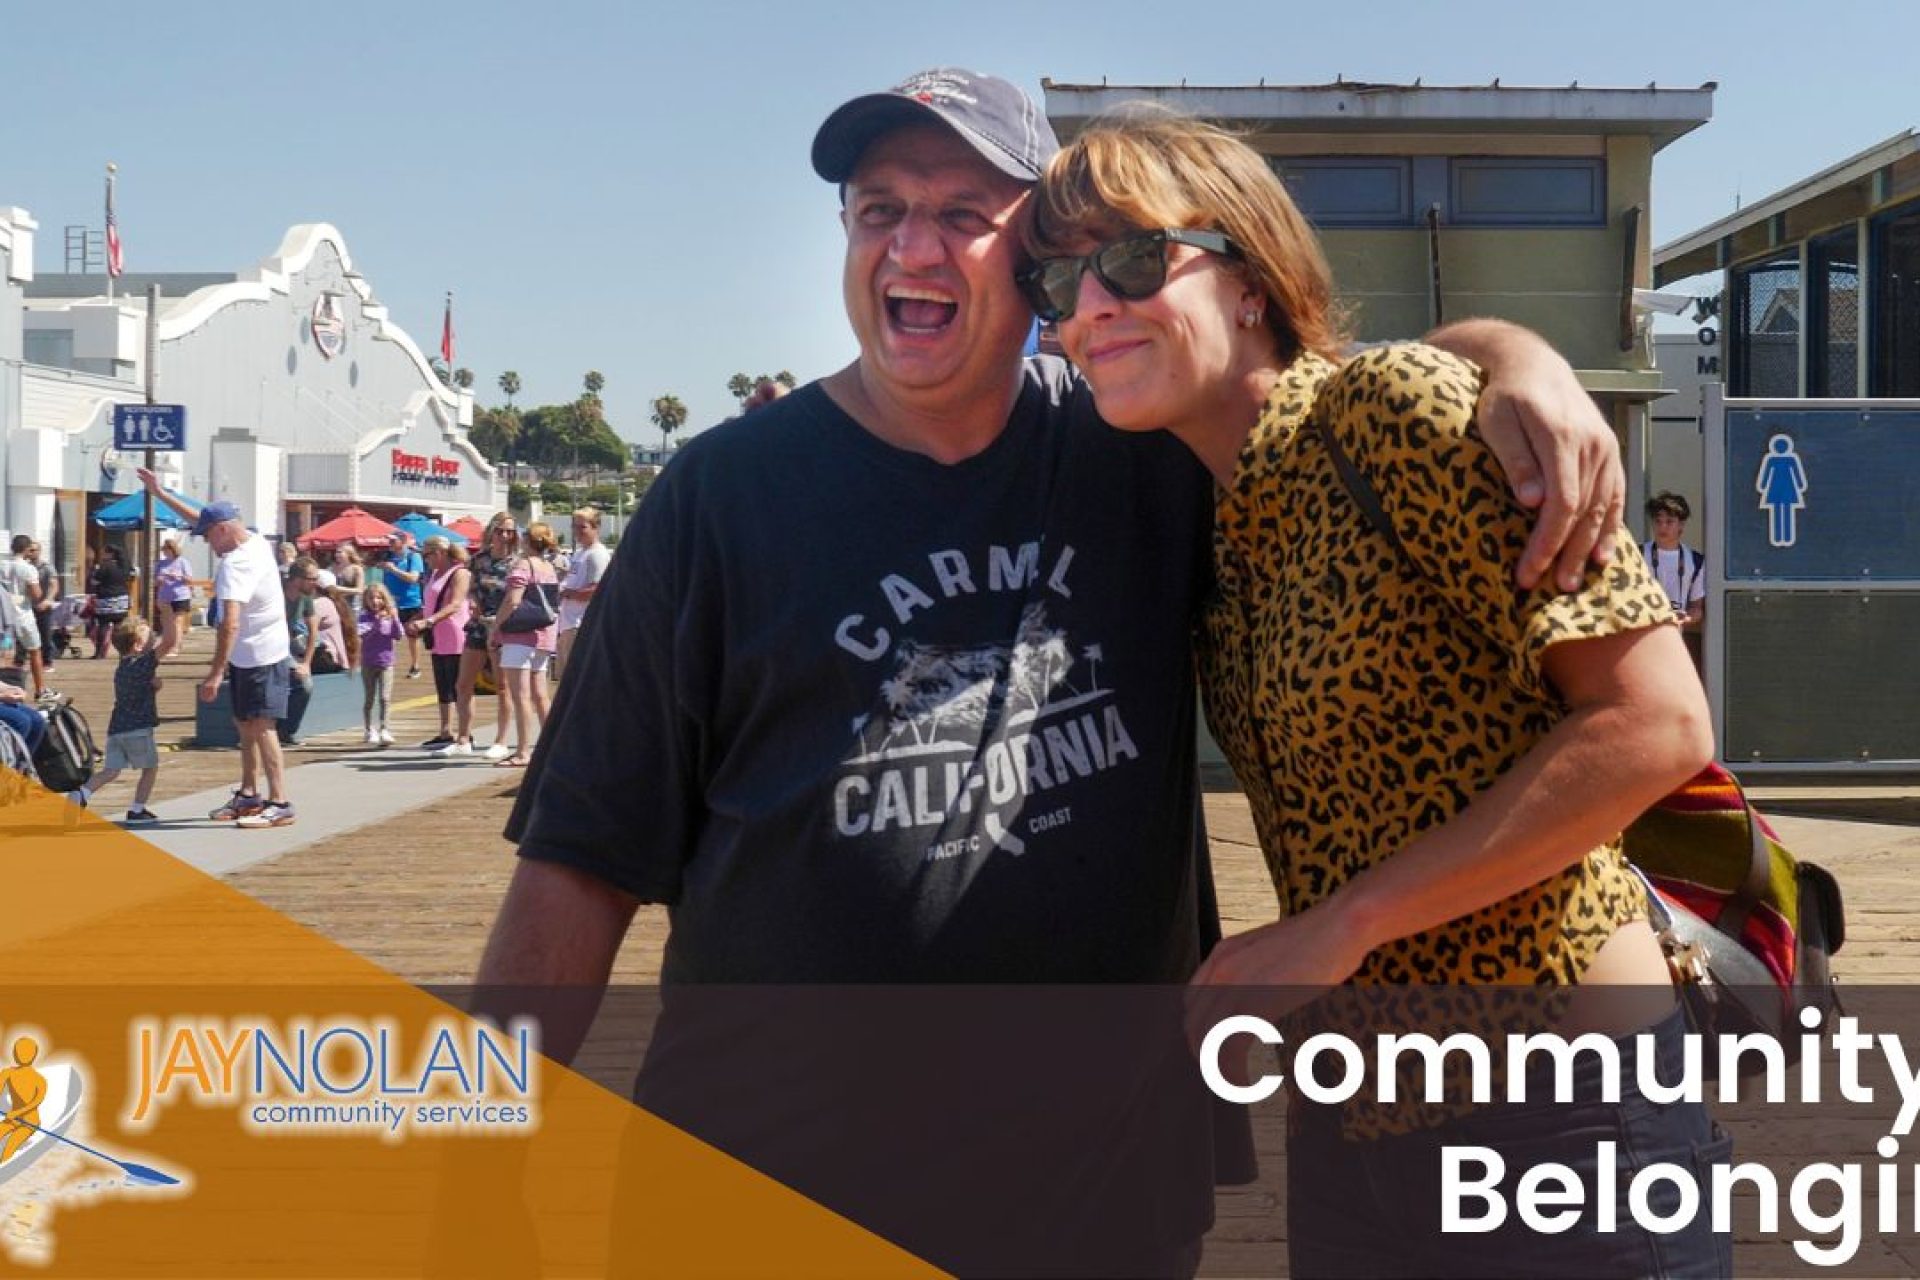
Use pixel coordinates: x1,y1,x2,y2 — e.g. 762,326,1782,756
43,628,1920,1276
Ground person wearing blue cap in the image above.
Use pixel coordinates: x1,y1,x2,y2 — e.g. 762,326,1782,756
480,69,1633,1275
136,468,295,829
382,529,427,685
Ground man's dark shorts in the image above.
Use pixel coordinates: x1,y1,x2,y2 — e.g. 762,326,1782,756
229,659,291,722
398,607,424,627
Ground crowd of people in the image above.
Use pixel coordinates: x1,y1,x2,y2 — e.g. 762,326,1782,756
0,498,615,828
0,64,1739,1276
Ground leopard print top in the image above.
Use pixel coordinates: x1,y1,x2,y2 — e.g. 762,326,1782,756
1199,344,1674,995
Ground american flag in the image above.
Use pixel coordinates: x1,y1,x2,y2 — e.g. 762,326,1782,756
440,292,455,367
105,167,123,278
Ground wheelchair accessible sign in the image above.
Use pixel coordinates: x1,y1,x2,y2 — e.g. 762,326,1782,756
113,404,187,451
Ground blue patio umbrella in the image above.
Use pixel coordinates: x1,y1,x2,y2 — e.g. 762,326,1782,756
391,512,468,546
93,489,190,531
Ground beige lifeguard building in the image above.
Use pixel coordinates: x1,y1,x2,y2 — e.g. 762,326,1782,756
1043,78,1716,521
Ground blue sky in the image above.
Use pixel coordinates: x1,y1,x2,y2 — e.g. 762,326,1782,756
6,0,1913,443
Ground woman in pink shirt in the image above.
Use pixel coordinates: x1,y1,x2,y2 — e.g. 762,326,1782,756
410,537,473,754
488,522,559,767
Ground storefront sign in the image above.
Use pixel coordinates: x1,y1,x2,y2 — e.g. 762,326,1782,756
391,448,461,487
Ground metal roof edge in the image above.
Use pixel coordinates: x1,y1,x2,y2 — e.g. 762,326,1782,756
1654,129,1920,270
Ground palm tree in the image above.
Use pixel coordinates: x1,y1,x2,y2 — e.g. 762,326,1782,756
498,370,521,406
453,367,474,389
1038,630,1071,697
879,673,924,745
775,370,797,389
649,393,688,454
583,370,606,402
1081,643,1104,693
727,373,754,406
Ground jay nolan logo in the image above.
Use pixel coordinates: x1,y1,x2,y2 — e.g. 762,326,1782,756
125,1014,539,1140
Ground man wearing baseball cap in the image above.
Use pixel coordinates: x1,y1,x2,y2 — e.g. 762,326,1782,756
483,69,1628,1273
137,469,294,828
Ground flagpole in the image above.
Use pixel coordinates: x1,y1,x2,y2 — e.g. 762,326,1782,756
105,163,116,304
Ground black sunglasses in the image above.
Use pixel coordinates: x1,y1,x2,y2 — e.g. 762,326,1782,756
1016,228,1243,323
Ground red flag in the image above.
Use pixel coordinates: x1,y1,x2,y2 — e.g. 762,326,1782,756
105,168,123,278
440,293,454,367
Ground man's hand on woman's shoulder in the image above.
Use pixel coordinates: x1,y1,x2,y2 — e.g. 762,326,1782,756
1421,318,1625,593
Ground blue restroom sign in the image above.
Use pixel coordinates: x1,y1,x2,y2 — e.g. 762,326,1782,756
112,404,187,452
1727,409,1920,580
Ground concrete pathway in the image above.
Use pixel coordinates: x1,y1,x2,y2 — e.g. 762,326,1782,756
128,746,514,876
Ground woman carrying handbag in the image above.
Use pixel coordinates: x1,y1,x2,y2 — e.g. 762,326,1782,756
488,522,560,768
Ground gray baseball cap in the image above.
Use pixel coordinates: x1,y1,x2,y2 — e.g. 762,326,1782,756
811,68,1058,184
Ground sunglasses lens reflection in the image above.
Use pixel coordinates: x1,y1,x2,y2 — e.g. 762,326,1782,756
1027,233,1170,323
1097,236,1169,297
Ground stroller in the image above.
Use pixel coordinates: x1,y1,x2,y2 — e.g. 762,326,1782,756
47,596,86,660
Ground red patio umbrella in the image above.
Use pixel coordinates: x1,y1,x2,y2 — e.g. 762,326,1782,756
298,507,399,552
448,515,486,542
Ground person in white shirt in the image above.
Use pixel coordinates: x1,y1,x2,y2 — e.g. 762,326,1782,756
137,468,296,829
1642,492,1705,626
1643,491,1706,673
554,506,612,683
3,535,47,699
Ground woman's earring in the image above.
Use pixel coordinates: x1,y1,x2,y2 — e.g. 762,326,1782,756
1240,309,1261,329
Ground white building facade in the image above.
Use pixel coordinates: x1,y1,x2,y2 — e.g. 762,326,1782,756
0,215,498,581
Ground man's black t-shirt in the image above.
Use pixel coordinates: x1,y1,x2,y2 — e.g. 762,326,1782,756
509,358,1216,983
507,360,1228,1268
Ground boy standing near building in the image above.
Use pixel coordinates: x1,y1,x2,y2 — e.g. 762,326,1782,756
1643,491,1707,673
75,612,178,823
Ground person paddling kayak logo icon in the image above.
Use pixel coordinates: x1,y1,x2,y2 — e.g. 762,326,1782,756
0,1030,184,1266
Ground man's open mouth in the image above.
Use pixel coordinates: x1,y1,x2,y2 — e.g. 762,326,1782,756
885,286,959,334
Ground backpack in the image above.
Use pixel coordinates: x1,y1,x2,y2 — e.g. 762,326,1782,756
1313,412,1844,1056
1624,766,1845,1064
32,696,98,794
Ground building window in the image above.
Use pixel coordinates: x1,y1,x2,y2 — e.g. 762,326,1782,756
1807,227,1860,397
1871,201,1920,397
1272,158,1412,226
1448,157,1606,226
1731,253,1801,397
22,330,74,370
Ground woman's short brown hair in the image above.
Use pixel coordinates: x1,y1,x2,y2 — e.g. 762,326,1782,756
1026,106,1348,363
524,522,558,555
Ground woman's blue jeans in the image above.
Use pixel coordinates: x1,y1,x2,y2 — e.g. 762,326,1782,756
1287,1006,1733,1278
0,701,46,758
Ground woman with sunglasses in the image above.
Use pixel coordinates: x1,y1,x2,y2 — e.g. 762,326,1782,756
413,537,473,753
455,513,519,761
1025,111,1725,1277
488,521,560,768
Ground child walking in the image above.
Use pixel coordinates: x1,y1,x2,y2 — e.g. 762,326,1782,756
76,611,178,822
357,583,402,746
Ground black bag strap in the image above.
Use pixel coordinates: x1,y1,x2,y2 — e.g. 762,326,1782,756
1315,414,1411,566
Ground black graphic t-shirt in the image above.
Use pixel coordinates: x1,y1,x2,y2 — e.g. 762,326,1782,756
109,648,160,735
508,359,1215,984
